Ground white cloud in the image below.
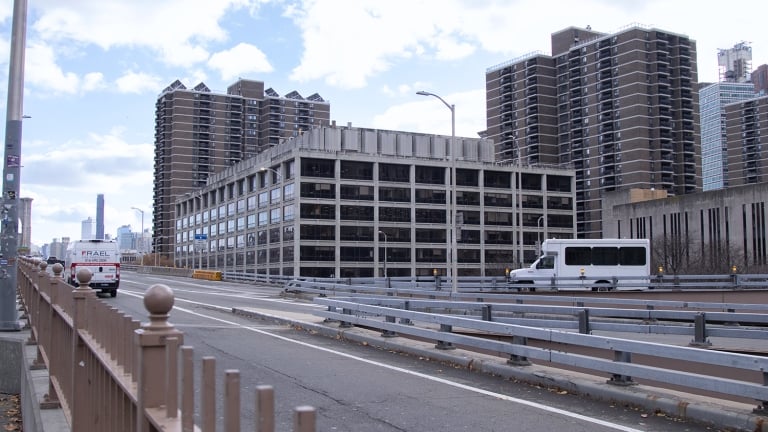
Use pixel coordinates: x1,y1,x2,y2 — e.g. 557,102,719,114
208,43,274,81
21,128,153,246
373,88,486,138
25,42,79,94
82,72,105,92
115,71,163,94
30,0,242,66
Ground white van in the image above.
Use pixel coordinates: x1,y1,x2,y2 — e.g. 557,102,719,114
508,238,651,291
65,239,121,297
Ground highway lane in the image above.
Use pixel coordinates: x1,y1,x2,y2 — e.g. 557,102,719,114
109,272,715,431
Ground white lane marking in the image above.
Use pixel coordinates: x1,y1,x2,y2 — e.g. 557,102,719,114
121,284,324,308
120,290,644,432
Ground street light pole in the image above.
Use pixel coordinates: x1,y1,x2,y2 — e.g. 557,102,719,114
537,215,544,256
417,91,458,295
378,230,387,278
0,0,27,331
131,207,145,265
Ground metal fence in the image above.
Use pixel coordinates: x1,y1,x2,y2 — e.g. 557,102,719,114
17,257,317,432
312,297,768,412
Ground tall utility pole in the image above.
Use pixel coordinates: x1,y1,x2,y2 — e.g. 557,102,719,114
0,0,27,331
416,91,458,295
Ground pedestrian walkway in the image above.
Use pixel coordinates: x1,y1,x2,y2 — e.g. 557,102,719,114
232,304,768,432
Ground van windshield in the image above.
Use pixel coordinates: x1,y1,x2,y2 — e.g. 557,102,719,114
536,256,555,270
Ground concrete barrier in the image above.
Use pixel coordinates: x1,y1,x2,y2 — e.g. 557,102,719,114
192,270,222,281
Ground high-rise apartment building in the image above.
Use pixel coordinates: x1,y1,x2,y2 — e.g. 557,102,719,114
153,78,331,259
752,64,768,95
486,24,700,238
725,95,768,186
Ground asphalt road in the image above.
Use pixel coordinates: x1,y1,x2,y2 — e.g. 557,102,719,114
111,272,722,431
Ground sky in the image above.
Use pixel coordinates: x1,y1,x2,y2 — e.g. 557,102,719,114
0,0,767,249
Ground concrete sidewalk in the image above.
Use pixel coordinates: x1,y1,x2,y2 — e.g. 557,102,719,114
232,305,768,432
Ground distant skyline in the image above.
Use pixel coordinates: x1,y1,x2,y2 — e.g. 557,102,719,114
1,0,768,246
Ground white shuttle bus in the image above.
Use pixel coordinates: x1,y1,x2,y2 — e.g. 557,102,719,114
508,238,651,291
64,239,121,297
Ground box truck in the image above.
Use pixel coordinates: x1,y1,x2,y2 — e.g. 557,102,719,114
65,239,121,297
508,238,651,291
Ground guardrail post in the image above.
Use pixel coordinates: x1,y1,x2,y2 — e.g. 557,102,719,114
482,304,492,321
434,324,455,350
607,351,636,386
644,304,657,323
323,304,338,323
399,301,412,325
381,314,397,338
339,308,353,328
689,312,712,347
578,309,590,334
135,284,184,432
507,336,531,366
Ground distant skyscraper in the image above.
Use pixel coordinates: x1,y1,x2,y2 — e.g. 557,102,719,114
718,42,752,83
19,197,32,249
81,217,94,240
699,83,756,191
116,225,132,251
96,194,104,239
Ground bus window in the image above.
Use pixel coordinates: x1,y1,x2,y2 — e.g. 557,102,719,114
564,247,591,265
592,247,619,265
619,247,647,265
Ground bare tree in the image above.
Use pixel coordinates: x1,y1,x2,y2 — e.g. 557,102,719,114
651,234,699,275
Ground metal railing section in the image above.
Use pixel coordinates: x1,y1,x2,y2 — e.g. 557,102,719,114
286,273,768,292
312,297,768,412
17,257,317,432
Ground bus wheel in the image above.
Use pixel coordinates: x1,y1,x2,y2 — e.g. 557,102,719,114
110,290,117,298
593,282,613,292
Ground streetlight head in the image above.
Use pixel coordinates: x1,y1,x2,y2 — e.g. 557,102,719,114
416,91,431,96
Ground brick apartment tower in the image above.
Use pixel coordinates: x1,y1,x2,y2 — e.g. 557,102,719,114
486,25,701,238
725,95,768,186
153,79,331,260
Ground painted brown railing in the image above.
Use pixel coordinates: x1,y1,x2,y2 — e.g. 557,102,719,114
17,257,316,432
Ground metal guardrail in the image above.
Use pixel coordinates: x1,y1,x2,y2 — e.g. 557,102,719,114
313,296,768,342
286,273,768,292
312,297,768,412
284,279,768,340
17,257,317,432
